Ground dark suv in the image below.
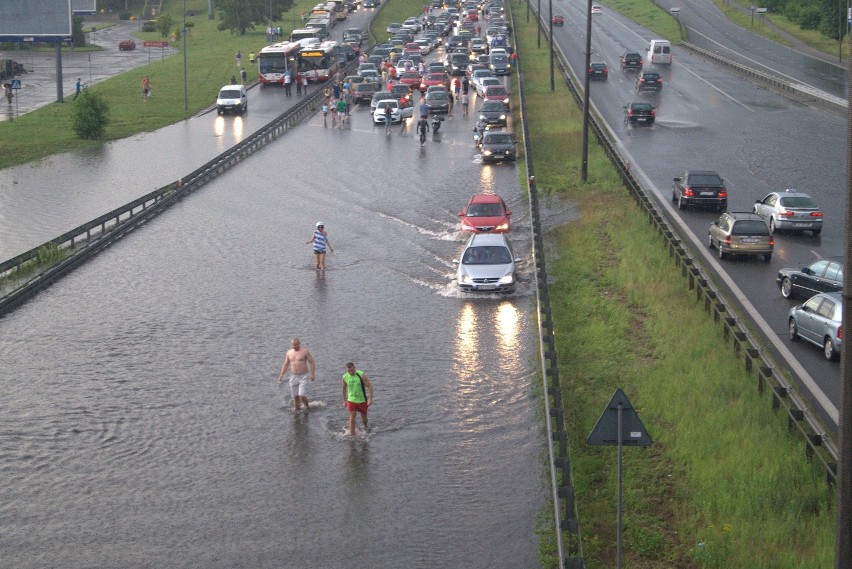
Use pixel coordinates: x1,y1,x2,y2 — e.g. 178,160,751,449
672,170,728,211
708,212,773,261
636,71,662,92
620,51,643,70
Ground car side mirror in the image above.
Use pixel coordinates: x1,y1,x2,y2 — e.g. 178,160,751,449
514,258,522,263
802,267,812,275
673,177,679,182
458,211,465,216
452,259,460,265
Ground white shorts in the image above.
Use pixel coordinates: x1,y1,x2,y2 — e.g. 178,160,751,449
289,373,309,398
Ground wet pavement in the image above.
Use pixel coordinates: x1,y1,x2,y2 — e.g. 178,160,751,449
0,20,176,121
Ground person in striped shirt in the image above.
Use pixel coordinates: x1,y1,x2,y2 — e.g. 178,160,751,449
306,221,334,269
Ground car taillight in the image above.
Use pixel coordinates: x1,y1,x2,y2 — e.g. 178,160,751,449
811,212,824,218
838,326,843,340
724,236,731,246
769,237,775,246
649,109,655,116
780,210,795,218
718,191,727,198
683,186,694,197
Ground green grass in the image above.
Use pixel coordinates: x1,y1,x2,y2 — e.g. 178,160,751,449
511,7,835,569
0,0,318,169
712,0,849,60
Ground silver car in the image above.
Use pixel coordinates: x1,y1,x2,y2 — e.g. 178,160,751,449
708,211,773,261
752,189,823,235
788,292,843,361
454,233,519,293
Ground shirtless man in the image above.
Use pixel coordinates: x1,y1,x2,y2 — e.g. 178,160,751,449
277,338,316,411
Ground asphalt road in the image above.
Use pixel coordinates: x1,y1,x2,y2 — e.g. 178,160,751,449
548,0,847,430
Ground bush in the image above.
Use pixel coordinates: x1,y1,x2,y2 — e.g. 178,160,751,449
71,90,110,139
141,20,157,32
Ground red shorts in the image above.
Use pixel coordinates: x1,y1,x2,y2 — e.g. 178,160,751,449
346,401,368,414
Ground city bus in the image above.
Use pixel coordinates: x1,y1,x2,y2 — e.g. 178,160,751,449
289,28,323,43
297,41,341,82
257,42,302,85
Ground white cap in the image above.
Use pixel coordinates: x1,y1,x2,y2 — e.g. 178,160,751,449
316,221,324,227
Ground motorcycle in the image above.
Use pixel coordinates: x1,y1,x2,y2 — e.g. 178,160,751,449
431,115,443,134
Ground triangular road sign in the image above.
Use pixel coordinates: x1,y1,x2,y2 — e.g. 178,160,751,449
587,388,653,447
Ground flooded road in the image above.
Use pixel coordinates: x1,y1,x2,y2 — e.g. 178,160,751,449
0,102,547,567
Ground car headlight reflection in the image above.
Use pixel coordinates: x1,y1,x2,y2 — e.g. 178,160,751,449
498,273,514,284
495,222,509,231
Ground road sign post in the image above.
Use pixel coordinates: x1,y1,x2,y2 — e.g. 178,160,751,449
588,389,653,569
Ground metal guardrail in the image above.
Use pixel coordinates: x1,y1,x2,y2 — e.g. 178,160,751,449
509,6,585,569
528,5,838,489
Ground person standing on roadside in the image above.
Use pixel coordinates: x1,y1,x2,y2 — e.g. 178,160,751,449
461,92,469,116
307,221,333,269
141,75,150,101
73,78,82,100
296,74,302,95
284,70,292,96
302,75,309,94
277,338,316,412
336,98,346,128
240,67,247,84
342,362,373,436
235,50,242,67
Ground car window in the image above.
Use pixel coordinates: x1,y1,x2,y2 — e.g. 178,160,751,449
730,220,768,236
780,196,817,208
718,217,732,232
825,262,843,282
763,194,778,207
808,260,829,277
803,296,821,312
688,173,723,186
817,298,836,319
485,133,513,144
464,246,511,264
219,90,242,98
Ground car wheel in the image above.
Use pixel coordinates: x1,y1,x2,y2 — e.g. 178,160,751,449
718,244,726,260
707,234,715,249
780,277,794,299
812,228,822,236
788,318,800,342
824,337,839,361
769,217,777,234
763,253,772,262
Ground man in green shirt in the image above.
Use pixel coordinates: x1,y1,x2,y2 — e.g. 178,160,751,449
342,362,373,436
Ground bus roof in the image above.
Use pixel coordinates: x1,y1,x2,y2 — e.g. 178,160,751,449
259,41,303,53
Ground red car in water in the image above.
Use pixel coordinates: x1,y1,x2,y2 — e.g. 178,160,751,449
482,84,510,109
458,194,513,233
118,39,136,50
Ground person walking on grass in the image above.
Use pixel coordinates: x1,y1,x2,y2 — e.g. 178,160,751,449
278,338,316,412
74,78,81,100
141,75,150,101
342,362,373,436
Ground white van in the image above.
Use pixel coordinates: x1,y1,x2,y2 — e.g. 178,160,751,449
216,84,247,114
648,39,672,65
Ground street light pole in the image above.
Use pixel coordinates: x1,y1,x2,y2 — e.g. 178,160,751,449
580,0,592,181
183,0,188,111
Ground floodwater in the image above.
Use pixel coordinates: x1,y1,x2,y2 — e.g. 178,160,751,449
0,104,549,567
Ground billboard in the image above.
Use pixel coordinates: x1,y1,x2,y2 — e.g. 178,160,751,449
0,0,73,42
72,0,97,15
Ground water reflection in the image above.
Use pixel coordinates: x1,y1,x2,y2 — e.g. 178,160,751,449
213,116,246,151
478,160,496,193
494,301,520,360
454,303,480,379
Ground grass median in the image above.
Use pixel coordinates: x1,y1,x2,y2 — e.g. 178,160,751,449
0,0,320,170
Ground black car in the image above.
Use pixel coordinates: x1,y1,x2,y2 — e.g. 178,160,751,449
636,71,662,92
672,170,728,211
777,257,844,299
623,102,655,126
478,130,517,163
587,62,608,80
478,99,508,126
424,89,450,114
620,51,643,70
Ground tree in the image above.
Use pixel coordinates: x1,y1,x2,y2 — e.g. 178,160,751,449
72,16,85,47
157,14,174,38
71,90,110,139
216,0,294,35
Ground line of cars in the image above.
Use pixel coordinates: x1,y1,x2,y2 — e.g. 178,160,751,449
672,168,837,359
